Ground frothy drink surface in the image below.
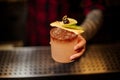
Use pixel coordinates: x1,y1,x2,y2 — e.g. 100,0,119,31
50,28,77,41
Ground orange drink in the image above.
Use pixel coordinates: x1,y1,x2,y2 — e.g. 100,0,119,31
50,28,79,63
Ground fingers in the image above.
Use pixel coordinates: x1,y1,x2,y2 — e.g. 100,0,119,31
70,35,86,60
74,35,86,51
70,46,86,60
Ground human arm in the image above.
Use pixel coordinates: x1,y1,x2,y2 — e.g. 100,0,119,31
81,9,103,41
70,9,103,60
70,0,105,60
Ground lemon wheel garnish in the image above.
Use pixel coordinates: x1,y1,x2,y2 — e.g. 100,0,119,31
50,16,84,34
62,24,83,30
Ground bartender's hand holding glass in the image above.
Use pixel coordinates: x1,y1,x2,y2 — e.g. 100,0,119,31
50,15,86,63
70,34,86,60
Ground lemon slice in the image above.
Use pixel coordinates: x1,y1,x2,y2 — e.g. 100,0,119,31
50,21,84,34
62,24,83,30
50,16,84,34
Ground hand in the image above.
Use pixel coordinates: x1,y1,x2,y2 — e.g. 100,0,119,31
70,35,86,60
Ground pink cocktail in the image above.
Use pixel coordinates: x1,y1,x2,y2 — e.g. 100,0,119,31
50,28,79,63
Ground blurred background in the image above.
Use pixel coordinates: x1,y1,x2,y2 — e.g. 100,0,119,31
91,0,120,44
0,0,27,48
0,0,120,48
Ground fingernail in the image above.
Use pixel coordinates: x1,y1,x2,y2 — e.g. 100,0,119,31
70,56,74,60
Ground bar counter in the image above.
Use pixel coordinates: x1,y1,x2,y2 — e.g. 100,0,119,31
0,43,120,80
